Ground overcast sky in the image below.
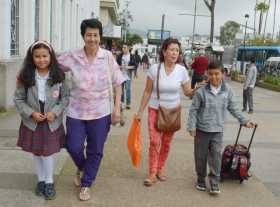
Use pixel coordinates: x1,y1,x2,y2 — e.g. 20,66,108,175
120,0,280,37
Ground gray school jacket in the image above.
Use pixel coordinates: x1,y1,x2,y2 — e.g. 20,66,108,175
187,81,248,133
14,81,69,132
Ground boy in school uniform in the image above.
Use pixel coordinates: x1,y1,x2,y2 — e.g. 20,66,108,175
187,60,255,195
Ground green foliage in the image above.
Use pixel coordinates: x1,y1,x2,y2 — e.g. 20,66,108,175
115,32,143,49
247,37,280,46
263,75,280,85
220,21,240,45
255,2,270,12
231,70,241,80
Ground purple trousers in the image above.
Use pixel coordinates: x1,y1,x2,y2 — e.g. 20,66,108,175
66,115,111,187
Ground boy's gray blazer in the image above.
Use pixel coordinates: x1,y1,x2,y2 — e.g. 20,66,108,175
187,81,248,133
14,81,69,132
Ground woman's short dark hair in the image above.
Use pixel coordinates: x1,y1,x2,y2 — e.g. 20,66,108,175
159,37,182,63
208,60,224,72
80,18,103,37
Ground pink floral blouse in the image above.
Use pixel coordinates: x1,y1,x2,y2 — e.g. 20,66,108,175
58,47,125,120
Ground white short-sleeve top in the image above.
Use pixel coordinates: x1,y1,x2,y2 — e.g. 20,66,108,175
147,63,190,109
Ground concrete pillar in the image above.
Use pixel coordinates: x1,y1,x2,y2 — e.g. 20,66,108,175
19,0,36,56
0,0,11,59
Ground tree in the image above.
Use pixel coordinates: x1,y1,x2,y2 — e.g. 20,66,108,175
203,0,216,43
272,0,277,39
255,2,270,35
262,0,271,39
126,33,143,46
115,33,143,49
220,21,240,45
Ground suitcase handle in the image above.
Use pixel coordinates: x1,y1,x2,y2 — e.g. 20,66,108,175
234,124,258,153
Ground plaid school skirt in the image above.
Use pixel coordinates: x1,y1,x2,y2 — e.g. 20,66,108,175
17,121,65,156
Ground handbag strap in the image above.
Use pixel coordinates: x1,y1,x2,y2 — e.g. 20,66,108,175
156,63,161,101
106,51,114,114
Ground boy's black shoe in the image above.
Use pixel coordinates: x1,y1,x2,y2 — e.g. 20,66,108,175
35,181,45,196
248,110,253,114
209,183,221,195
196,179,206,191
44,183,56,200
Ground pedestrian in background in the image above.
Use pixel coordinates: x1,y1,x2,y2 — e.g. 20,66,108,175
58,18,125,201
191,54,208,89
14,40,69,200
187,60,255,195
136,38,195,187
134,49,141,78
117,44,137,110
141,49,150,70
243,57,257,114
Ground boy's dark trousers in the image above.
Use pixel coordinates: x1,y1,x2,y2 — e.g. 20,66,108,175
194,129,223,185
243,87,253,111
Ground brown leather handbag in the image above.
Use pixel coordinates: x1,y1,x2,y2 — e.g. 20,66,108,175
155,63,181,132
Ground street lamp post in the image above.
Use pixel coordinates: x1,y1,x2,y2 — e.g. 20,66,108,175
242,14,249,74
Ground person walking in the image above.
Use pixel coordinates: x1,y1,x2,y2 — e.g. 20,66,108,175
117,44,137,110
136,38,195,186
14,40,69,200
58,18,125,201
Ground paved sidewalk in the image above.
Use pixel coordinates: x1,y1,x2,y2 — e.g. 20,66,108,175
0,70,279,207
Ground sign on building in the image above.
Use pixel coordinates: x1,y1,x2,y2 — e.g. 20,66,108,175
147,30,171,45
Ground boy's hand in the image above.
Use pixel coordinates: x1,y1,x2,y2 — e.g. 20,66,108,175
189,130,196,137
31,112,46,123
244,121,256,128
46,112,56,122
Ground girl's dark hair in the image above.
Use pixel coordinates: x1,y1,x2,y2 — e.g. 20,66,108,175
80,18,103,37
159,37,182,63
208,60,224,72
17,41,65,89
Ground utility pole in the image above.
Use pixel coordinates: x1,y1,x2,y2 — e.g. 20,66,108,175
160,14,165,45
191,0,197,56
179,0,210,57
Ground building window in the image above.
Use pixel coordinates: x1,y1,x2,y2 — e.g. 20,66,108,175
10,0,19,56
35,0,40,41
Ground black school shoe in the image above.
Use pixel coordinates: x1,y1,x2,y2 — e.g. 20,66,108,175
209,183,221,195
44,183,56,200
196,179,206,191
35,181,45,196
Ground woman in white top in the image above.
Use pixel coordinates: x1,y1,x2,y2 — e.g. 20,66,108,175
136,38,195,186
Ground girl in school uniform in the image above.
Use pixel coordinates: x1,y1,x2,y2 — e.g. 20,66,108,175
14,40,69,200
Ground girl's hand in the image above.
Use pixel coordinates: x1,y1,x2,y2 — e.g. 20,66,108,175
31,112,46,123
46,112,56,122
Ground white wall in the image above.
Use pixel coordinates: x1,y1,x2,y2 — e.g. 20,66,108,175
19,0,36,56
0,0,11,59
0,0,102,59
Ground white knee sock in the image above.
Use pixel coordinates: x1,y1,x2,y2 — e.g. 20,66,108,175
33,155,45,182
42,155,54,184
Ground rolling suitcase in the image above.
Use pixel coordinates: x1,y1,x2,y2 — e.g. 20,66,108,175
221,124,258,183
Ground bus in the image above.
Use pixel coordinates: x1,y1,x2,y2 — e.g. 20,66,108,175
235,46,280,74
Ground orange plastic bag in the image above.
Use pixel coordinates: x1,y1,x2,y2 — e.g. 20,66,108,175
127,116,142,167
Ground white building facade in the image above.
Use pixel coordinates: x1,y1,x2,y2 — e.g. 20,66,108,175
0,0,100,60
